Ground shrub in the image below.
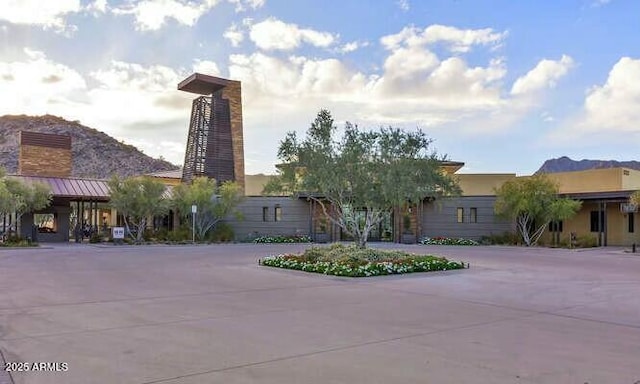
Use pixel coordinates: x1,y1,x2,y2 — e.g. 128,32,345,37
420,236,479,246
479,232,520,245
89,232,103,243
209,223,235,243
575,234,598,248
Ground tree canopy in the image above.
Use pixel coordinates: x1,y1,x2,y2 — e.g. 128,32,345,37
0,168,52,235
172,177,244,241
108,175,169,243
264,109,460,248
494,174,581,246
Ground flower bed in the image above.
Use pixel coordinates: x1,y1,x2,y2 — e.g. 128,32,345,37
420,236,479,246
253,234,313,243
259,244,466,277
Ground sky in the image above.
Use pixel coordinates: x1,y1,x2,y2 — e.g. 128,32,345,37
0,0,638,175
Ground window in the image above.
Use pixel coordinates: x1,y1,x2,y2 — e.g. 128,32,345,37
629,212,635,233
470,208,477,223
456,207,464,223
262,207,269,222
34,213,56,233
590,210,605,232
274,205,282,222
549,220,563,232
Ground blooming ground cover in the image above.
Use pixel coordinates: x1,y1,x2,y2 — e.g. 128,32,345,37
259,244,467,277
420,236,479,246
253,235,313,243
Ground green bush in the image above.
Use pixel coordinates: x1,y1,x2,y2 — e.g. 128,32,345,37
0,234,36,247
89,232,103,243
209,223,235,243
575,234,598,248
165,226,191,242
479,232,520,245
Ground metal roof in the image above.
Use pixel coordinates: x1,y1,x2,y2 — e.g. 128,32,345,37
9,175,111,201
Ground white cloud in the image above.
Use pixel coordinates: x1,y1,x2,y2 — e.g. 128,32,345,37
338,40,369,54
381,24,507,53
574,57,640,133
397,0,410,11
0,48,86,115
85,0,108,15
224,23,245,47
112,0,219,31
249,17,338,51
511,55,574,95
0,0,81,33
592,0,612,7
228,0,265,12
192,59,220,76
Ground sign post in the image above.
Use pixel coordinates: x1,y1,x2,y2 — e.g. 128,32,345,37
191,204,197,243
112,226,125,245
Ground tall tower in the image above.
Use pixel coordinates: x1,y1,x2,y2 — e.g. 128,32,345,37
178,73,245,192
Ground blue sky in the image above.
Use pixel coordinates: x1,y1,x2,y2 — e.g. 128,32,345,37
0,0,638,175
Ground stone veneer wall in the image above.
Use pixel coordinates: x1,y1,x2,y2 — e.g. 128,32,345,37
221,81,245,194
18,131,72,178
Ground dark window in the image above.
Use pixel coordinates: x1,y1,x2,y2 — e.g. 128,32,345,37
275,205,282,222
262,207,269,222
590,210,605,232
470,208,477,223
629,212,635,233
456,207,464,223
549,220,563,232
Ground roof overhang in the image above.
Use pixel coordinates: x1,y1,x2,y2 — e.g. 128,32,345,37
177,73,232,95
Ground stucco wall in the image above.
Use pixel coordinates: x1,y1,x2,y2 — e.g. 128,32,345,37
422,196,514,240
224,196,311,241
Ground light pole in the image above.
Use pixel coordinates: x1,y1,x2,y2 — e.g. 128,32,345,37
191,204,197,243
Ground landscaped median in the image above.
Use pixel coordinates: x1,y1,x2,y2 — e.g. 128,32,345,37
420,236,479,246
259,244,467,277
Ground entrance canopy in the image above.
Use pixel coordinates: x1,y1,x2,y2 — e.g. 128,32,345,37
10,175,110,202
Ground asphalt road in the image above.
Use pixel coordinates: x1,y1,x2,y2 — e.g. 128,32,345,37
0,243,639,383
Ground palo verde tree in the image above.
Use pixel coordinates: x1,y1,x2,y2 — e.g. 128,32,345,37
107,175,169,243
494,173,581,246
172,177,244,241
0,167,52,236
264,109,460,248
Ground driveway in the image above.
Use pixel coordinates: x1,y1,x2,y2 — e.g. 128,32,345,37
0,243,639,383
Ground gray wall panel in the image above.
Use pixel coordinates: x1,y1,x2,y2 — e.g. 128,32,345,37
225,196,311,240
422,196,514,240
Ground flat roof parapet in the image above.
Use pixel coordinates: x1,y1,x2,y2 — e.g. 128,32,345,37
177,73,235,95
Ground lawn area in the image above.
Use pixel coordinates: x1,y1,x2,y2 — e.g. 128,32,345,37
259,243,467,277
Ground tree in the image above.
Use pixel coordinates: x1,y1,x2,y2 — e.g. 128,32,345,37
172,177,244,241
494,174,581,246
108,176,169,243
0,168,52,236
629,190,640,207
264,109,460,248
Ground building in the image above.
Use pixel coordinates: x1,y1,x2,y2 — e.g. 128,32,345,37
5,73,640,247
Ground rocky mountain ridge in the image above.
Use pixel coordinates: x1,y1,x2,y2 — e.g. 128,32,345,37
536,156,640,173
0,115,179,179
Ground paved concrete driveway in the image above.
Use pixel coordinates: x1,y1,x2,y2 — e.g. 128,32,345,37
0,243,639,384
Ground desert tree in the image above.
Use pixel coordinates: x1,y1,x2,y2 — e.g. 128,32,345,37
107,176,169,243
264,109,460,248
494,173,581,246
172,177,244,241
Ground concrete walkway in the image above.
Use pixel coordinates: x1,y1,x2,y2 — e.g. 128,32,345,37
0,243,639,383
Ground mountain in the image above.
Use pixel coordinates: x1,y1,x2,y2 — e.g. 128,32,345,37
0,115,180,179
536,156,640,174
